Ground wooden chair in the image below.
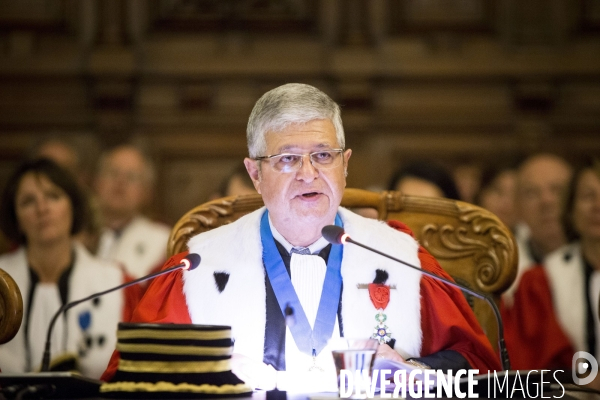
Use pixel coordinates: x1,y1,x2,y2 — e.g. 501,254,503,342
0,268,23,344
168,188,518,351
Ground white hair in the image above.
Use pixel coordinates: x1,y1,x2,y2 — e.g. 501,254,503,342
246,83,345,158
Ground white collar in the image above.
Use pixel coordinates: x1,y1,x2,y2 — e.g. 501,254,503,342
268,215,330,255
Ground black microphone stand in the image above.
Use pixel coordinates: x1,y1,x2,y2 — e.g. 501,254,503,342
40,256,199,372
324,227,510,371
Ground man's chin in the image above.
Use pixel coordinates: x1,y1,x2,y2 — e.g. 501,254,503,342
289,207,338,227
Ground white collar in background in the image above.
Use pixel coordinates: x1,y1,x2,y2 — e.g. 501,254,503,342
268,215,330,255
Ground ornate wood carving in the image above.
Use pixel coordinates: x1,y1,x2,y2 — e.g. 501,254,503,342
169,194,264,256
0,268,23,345
420,202,517,294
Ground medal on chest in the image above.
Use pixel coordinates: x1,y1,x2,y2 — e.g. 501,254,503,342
368,283,392,344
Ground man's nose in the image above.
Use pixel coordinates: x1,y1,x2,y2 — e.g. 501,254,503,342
112,171,129,184
296,154,318,182
539,189,558,206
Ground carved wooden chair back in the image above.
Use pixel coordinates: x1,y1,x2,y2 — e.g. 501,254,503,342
0,268,23,344
168,188,518,351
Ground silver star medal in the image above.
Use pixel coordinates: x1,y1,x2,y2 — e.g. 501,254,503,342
372,309,392,344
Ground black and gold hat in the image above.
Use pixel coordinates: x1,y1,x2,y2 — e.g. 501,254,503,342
100,323,252,398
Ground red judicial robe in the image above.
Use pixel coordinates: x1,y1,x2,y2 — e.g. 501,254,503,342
501,243,591,370
502,266,574,370
102,219,499,381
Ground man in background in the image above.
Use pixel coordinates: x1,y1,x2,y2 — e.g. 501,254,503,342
94,145,170,279
506,153,572,302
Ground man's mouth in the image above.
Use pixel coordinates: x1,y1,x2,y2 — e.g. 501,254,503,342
301,192,320,198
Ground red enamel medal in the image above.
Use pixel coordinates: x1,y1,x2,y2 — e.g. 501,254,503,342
368,283,390,309
368,283,392,344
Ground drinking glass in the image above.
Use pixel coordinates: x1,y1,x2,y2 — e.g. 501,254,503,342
329,338,379,399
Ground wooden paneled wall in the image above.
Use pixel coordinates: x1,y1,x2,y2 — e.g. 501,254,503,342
1,0,600,223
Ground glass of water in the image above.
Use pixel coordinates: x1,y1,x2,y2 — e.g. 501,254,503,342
329,338,379,398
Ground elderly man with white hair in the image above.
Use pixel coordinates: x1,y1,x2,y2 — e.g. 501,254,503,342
102,83,499,389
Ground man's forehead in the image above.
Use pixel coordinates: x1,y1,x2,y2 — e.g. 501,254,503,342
518,160,569,183
275,142,335,152
108,150,145,170
264,120,339,152
521,157,570,175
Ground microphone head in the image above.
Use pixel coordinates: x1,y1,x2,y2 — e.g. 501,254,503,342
321,225,347,245
284,303,294,317
182,253,201,271
284,303,295,327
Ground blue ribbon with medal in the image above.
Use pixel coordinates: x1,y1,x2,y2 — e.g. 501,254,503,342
260,210,343,368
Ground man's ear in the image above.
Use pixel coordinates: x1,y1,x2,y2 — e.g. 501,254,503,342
343,149,352,177
343,148,352,164
244,158,262,193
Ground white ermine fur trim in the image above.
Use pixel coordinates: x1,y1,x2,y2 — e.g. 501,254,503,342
544,243,586,352
184,207,423,362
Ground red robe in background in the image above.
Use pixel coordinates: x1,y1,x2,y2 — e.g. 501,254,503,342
502,266,575,370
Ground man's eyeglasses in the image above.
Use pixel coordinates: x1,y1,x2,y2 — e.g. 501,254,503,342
254,149,344,173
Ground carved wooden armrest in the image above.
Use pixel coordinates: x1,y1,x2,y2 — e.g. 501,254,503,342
0,268,23,344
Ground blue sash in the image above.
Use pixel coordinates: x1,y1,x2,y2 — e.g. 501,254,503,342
260,211,343,356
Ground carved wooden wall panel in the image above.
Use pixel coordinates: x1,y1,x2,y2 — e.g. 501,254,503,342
149,0,318,33
0,0,66,28
1,0,600,224
580,0,600,31
388,0,494,33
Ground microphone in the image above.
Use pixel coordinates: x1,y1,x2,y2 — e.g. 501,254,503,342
284,303,295,328
321,225,510,371
40,253,201,372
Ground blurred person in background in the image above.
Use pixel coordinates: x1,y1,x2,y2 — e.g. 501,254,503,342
209,164,257,200
34,139,79,180
29,134,103,253
507,154,572,303
30,133,101,191
453,162,482,203
388,160,461,199
475,163,518,231
503,159,600,380
0,159,140,378
94,145,170,279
